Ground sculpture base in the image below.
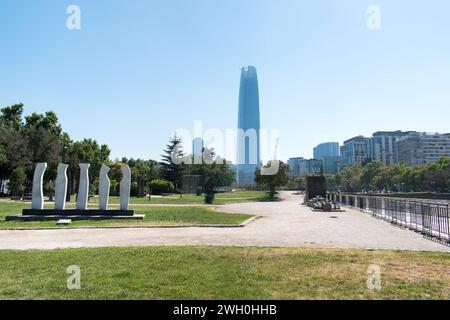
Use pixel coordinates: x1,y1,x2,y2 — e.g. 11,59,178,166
22,209,135,216
4,209,142,221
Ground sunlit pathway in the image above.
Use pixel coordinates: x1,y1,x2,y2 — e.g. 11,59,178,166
0,192,448,251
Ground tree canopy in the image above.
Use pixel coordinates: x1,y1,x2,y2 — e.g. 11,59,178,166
326,158,450,193
255,161,290,199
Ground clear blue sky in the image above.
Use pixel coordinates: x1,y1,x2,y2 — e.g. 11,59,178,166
1,0,449,162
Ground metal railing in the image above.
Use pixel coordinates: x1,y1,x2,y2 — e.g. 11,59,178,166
329,193,450,246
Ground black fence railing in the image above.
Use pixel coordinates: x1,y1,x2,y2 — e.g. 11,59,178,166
328,193,450,246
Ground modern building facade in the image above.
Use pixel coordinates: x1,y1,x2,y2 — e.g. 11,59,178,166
313,142,339,160
340,135,372,167
192,137,204,164
298,159,323,175
396,132,450,166
313,142,340,174
371,131,411,165
322,156,341,174
338,131,450,168
236,66,261,186
287,157,304,177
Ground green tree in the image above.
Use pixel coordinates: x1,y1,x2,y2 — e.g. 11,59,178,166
0,118,30,182
25,111,62,136
8,167,27,198
127,158,158,197
255,161,290,199
184,147,235,203
160,135,185,191
338,165,363,192
66,139,111,196
361,161,384,191
150,179,174,195
0,103,24,131
287,174,307,191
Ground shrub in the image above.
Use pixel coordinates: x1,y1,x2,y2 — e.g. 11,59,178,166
150,179,174,195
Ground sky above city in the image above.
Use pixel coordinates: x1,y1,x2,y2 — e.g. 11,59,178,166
1,0,449,162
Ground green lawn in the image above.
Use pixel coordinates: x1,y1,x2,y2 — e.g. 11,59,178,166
0,201,253,229
88,190,271,205
0,246,448,299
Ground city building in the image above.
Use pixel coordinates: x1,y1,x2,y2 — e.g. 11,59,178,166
236,66,261,185
192,137,204,164
371,131,412,165
287,157,304,177
313,142,340,174
313,142,339,160
298,159,323,175
395,132,450,166
340,135,372,167
322,156,341,174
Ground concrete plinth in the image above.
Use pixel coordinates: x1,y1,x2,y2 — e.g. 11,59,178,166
22,209,135,216
5,214,144,222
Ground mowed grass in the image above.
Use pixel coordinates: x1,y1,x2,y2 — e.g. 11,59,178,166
0,201,253,229
0,246,448,300
26,190,270,205
92,190,270,205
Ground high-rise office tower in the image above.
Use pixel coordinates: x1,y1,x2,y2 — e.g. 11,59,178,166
340,135,372,167
396,132,450,166
236,66,261,185
192,137,204,164
371,131,412,165
313,142,340,174
313,142,339,160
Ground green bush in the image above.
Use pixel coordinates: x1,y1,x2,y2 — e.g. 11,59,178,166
150,179,174,195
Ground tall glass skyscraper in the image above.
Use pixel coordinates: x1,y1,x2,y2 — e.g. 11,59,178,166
236,66,261,185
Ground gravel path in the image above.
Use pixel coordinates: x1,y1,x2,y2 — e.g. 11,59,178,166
0,192,448,251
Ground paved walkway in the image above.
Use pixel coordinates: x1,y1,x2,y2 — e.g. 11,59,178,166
0,192,448,251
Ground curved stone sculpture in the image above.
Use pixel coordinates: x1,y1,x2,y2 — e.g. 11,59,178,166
98,164,111,210
120,165,131,210
76,163,90,210
54,163,69,210
31,163,48,210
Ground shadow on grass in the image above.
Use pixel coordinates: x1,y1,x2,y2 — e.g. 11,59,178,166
256,192,281,202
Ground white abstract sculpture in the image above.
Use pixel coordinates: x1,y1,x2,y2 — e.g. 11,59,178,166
55,163,68,210
98,164,111,210
31,163,47,210
76,163,90,210
120,165,131,210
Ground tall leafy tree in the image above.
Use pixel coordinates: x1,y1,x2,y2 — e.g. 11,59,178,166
8,167,27,198
127,158,158,197
0,103,24,131
0,107,29,185
25,111,62,136
185,147,236,203
327,158,450,193
255,161,290,199
66,139,111,195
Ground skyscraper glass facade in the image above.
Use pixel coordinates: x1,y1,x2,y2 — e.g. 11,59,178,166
236,66,261,185
313,142,339,160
